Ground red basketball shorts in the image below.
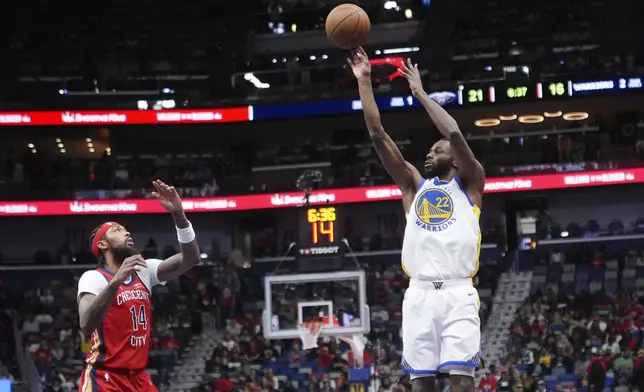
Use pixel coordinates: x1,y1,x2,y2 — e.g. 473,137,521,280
79,366,158,392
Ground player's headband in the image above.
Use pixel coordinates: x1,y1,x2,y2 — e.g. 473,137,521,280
91,221,121,256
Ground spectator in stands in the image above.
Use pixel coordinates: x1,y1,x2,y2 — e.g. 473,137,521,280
478,370,497,391
537,349,552,374
213,372,234,391
192,374,214,392
586,348,611,392
317,345,334,368
495,369,515,392
34,339,53,374
22,314,40,335
0,360,12,380
613,350,633,376
290,342,302,364
634,349,644,390
262,369,279,390
143,238,158,259
162,330,181,362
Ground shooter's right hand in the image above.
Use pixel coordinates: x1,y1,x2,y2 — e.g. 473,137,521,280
347,47,371,80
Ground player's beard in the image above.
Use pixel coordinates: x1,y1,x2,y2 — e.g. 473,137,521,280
110,245,139,266
425,162,451,179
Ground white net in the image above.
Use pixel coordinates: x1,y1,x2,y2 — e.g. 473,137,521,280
297,322,324,350
338,334,367,368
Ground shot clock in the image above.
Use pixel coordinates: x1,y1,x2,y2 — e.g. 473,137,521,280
297,205,344,263
307,206,337,245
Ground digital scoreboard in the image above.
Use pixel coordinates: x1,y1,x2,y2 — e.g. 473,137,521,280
459,81,572,105
456,77,644,106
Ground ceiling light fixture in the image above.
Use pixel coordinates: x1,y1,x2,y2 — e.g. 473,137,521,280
498,114,517,121
89,148,95,152
474,118,501,127
562,112,589,121
544,111,563,118
518,115,545,124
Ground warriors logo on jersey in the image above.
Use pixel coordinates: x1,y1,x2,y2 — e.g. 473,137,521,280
402,177,481,281
414,187,455,231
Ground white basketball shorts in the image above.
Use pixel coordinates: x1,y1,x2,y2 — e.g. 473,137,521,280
401,278,482,379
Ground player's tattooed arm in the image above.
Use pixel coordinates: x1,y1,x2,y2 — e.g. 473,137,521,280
399,59,485,197
348,47,422,197
151,180,201,282
78,283,119,336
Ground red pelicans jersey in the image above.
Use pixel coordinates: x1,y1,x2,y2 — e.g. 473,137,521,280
77,259,165,370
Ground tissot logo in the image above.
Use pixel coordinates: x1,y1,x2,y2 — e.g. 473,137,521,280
298,246,340,256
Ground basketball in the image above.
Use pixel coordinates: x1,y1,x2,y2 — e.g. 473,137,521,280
325,4,371,50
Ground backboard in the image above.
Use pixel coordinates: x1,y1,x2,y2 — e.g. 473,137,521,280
263,270,370,340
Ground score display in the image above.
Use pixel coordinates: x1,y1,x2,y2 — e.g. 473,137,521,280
457,77,644,106
461,86,491,104
298,206,343,258
546,81,568,97
459,81,574,105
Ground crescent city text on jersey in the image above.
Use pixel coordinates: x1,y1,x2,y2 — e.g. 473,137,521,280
116,288,151,306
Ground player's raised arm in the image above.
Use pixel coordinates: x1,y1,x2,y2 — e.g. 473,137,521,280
399,59,485,199
150,180,201,282
348,47,422,199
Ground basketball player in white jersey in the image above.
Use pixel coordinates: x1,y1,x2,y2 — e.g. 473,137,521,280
349,49,484,392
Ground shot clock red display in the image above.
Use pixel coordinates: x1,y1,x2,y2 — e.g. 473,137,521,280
306,206,337,244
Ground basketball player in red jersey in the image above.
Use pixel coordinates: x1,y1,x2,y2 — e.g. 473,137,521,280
77,180,201,392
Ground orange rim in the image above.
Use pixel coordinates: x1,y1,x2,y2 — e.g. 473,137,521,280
299,321,325,335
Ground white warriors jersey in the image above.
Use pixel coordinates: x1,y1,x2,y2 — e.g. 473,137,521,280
401,176,482,281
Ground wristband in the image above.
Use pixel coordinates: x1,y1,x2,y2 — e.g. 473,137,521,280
176,222,196,244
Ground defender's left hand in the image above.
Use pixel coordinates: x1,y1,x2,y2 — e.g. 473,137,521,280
152,180,183,213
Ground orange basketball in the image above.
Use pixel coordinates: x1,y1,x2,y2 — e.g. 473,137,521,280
325,4,371,50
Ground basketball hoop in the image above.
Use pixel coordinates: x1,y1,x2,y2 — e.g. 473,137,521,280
297,322,325,350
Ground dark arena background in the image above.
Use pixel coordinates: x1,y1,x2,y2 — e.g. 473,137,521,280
1,0,644,391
